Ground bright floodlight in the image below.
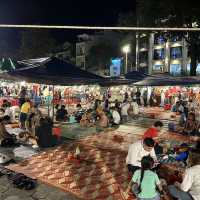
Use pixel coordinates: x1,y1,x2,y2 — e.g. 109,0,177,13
122,45,130,53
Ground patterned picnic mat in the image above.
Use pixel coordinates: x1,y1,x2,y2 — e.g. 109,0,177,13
7,143,133,200
6,126,192,200
141,107,179,121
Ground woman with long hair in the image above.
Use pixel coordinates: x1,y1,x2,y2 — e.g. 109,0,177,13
125,156,162,200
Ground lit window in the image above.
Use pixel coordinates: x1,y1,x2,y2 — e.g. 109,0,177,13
170,47,182,59
187,63,200,75
170,64,181,76
153,64,164,71
154,35,166,45
153,49,165,60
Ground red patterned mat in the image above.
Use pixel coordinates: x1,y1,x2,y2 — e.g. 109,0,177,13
79,130,191,152
79,130,143,152
141,107,178,121
6,128,191,200
7,143,134,200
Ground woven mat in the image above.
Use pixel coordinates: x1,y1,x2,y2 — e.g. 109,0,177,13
7,142,134,200
6,127,192,200
141,107,178,121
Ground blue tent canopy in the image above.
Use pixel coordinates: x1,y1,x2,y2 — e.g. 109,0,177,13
6,57,105,85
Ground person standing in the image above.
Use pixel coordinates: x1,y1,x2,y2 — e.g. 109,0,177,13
19,87,27,108
121,100,130,123
19,99,31,129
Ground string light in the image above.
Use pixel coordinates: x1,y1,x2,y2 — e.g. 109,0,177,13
0,24,199,31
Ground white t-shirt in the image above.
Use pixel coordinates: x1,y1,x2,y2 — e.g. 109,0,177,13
181,165,200,200
178,105,184,113
126,140,157,167
131,102,139,115
112,110,121,124
121,103,130,116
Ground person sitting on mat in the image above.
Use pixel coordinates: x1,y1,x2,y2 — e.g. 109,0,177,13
143,121,164,155
182,112,198,136
110,107,121,126
168,152,200,200
80,109,93,127
125,156,163,200
35,117,57,148
96,109,109,132
126,137,158,174
56,105,68,122
143,121,164,140
0,116,15,146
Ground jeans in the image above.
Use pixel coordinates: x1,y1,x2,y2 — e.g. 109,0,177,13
168,185,193,200
132,184,160,200
122,115,128,123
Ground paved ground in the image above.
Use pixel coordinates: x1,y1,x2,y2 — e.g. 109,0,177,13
0,117,169,200
0,175,79,200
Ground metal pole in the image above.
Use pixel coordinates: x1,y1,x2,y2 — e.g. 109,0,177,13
52,85,55,122
125,52,128,74
135,34,139,71
47,85,50,117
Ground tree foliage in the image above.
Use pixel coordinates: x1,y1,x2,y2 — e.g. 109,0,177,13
87,32,121,71
19,30,58,60
136,0,200,75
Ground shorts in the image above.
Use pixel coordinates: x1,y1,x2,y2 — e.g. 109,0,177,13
20,112,28,123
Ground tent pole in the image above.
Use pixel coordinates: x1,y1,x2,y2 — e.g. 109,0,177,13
47,85,50,117
52,85,55,123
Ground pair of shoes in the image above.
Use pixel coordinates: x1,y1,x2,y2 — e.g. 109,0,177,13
9,173,37,190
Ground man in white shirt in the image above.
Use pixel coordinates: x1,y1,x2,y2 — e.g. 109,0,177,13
121,101,130,123
126,138,157,174
168,153,200,200
111,107,121,125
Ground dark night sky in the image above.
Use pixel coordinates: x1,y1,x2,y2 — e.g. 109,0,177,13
0,0,135,43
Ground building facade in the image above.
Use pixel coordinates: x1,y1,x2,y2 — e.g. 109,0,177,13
137,33,199,76
76,34,93,70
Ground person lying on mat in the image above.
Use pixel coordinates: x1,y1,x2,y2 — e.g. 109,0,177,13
125,156,163,200
168,152,200,200
126,137,158,174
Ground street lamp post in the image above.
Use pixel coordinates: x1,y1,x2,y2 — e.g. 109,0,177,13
122,45,130,74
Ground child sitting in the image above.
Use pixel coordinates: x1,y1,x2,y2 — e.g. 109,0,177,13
80,110,93,127
159,143,189,166
125,156,163,200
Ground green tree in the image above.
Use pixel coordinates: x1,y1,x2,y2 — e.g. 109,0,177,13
19,30,58,60
136,0,200,76
87,32,121,74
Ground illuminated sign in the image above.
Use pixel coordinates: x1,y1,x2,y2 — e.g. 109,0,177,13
110,58,121,77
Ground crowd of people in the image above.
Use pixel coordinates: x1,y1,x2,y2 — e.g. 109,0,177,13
125,131,200,200
1,84,200,200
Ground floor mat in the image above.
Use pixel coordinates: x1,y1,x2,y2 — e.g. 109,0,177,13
6,127,192,200
141,107,179,121
6,143,134,200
